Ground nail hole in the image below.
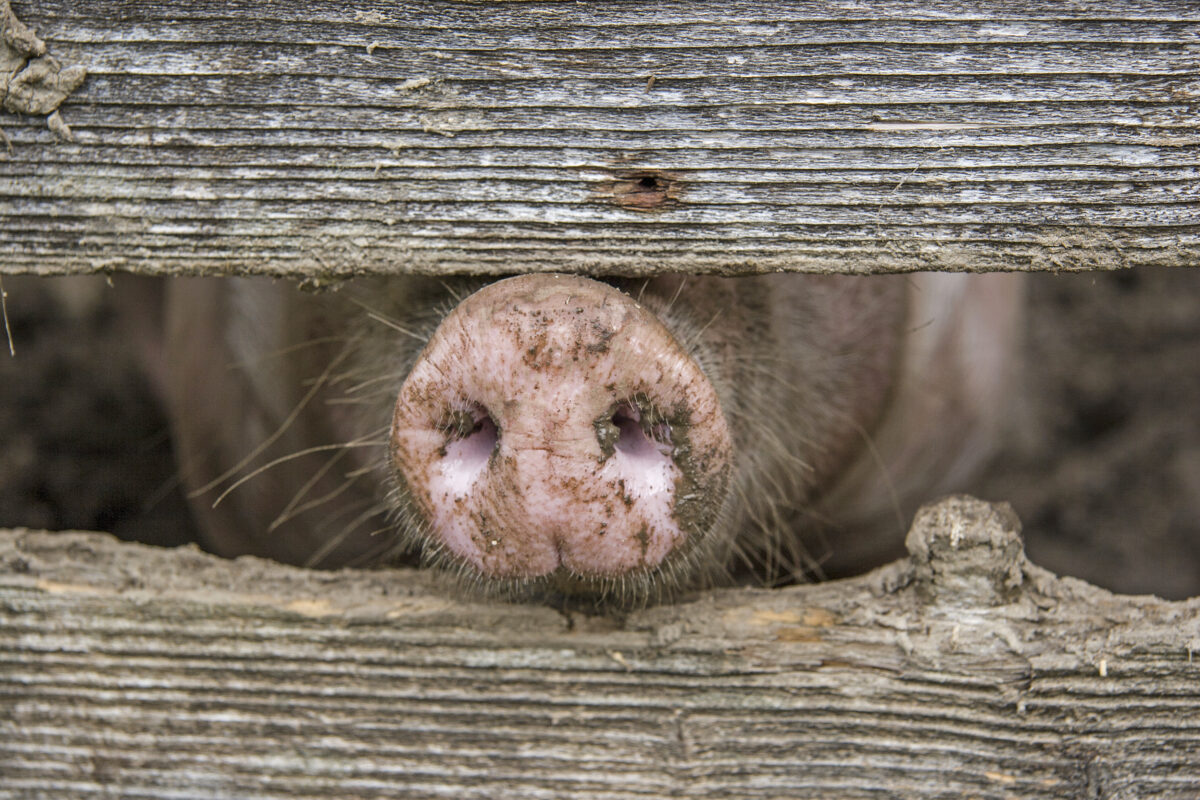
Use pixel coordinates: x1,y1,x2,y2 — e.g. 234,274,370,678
602,170,681,212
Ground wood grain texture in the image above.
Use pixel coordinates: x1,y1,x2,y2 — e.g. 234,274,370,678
2,497,1199,799
0,1,1196,277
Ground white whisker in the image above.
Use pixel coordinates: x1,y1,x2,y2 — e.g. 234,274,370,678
194,342,356,495
210,440,385,508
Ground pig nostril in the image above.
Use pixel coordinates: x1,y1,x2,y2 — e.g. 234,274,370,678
429,403,498,502
467,414,498,450
611,401,672,459
438,404,499,463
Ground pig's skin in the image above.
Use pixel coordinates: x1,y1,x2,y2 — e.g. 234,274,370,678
163,272,1021,601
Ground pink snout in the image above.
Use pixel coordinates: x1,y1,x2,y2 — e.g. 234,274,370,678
389,274,733,580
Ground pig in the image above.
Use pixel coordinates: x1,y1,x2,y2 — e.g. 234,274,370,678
161,272,1022,604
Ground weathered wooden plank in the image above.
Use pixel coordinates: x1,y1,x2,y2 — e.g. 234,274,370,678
0,0,1196,277
2,497,1199,798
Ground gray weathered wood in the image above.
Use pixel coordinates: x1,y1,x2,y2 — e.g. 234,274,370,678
2,496,1198,799
0,1,1197,277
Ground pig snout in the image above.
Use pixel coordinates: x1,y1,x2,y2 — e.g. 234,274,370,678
389,274,734,581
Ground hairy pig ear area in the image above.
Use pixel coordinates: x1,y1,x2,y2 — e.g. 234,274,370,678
387,274,734,588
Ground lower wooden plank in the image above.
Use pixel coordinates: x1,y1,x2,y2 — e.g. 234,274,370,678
1,497,1198,798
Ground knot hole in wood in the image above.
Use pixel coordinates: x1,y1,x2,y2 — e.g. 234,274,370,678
600,170,682,211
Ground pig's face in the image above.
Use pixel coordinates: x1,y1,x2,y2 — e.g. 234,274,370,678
164,271,1020,604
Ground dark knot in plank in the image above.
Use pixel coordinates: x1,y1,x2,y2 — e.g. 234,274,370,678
597,170,682,212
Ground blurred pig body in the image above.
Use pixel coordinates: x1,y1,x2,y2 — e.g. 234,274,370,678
164,272,1021,600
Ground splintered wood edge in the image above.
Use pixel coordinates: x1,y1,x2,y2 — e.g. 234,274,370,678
3,496,1200,798
3,497,1198,669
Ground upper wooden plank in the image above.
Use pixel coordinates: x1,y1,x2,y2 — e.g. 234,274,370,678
1,0,1198,277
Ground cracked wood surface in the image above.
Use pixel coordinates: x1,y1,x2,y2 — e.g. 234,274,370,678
0,1,1197,278
2,497,1198,799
